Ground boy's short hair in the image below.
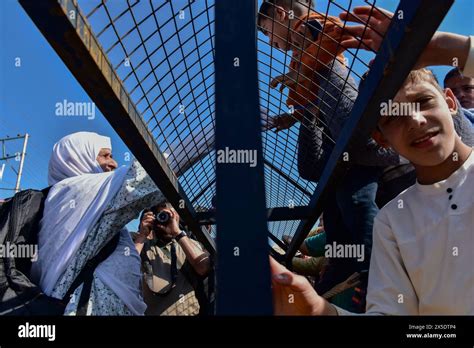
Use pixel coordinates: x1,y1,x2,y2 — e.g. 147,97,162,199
374,69,444,130
402,68,444,95
360,69,443,95
443,67,462,87
257,0,313,32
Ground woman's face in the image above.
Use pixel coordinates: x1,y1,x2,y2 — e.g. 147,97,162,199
97,148,118,172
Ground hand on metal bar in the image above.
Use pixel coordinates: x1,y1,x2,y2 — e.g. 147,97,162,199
265,113,300,132
269,256,337,316
338,5,471,71
270,70,304,92
338,5,393,53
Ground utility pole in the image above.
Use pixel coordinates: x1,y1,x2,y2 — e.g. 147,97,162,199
0,134,29,193
14,134,29,193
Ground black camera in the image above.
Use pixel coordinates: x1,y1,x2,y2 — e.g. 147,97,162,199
155,211,171,225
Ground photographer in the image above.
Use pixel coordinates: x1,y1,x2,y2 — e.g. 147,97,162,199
134,202,211,316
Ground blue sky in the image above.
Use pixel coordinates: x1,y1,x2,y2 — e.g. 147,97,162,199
0,0,132,196
0,0,472,204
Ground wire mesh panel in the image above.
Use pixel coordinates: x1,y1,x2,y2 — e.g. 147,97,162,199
19,0,453,251
74,0,325,242
41,0,432,238
79,0,217,211
256,0,389,244
271,0,455,260
15,0,456,319
258,3,383,171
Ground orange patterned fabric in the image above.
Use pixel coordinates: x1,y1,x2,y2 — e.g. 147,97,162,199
286,12,347,116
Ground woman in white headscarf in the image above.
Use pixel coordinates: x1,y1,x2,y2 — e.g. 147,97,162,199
31,131,165,315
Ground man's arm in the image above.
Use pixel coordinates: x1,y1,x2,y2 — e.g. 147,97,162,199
269,214,419,315
416,32,470,71
282,234,312,255
338,6,472,71
176,235,211,277
134,211,155,254
134,234,146,255
162,209,211,277
266,113,302,132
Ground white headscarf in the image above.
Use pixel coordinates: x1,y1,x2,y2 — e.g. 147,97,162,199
47,132,111,185
31,132,135,308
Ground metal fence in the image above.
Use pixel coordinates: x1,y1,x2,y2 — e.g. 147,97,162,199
19,0,453,314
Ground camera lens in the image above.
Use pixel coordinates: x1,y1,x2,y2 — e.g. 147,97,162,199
155,211,170,224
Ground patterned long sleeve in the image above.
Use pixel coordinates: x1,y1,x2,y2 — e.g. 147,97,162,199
51,160,165,314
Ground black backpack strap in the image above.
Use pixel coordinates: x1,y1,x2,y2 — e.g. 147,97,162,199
142,240,180,296
62,233,120,315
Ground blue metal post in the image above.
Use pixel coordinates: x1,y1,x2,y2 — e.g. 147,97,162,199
215,0,273,315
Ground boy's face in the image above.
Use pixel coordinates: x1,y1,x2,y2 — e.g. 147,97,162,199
260,6,292,51
445,75,474,109
373,80,458,167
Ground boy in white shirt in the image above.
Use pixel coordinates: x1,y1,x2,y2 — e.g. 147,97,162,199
269,6,474,315
363,68,473,315
270,68,473,315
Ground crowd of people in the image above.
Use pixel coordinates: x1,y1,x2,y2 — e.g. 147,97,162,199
262,0,473,315
1,0,472,316
1,130,213,316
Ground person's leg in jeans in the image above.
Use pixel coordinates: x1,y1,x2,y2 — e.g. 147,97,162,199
316,165,382,311
315,188,355,295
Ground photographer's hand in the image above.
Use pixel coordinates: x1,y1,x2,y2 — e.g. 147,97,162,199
163,209,211,276
159,209,181,237
134,211,155,253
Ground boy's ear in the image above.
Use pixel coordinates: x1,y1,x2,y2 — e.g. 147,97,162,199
372,128,390,149
444,87,458,114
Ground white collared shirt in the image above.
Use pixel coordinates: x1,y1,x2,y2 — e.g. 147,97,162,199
363,149,474,315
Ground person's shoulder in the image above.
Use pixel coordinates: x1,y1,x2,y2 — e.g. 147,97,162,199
376,184,418,223
462,108,474,125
